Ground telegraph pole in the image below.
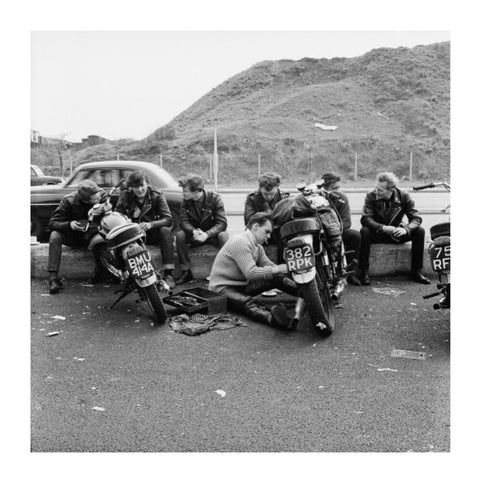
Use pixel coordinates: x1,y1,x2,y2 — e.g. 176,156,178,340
354,152,358,181
257,154,261,177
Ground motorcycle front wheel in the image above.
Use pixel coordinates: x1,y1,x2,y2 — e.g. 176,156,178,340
142,284,168,325
301,272,335,336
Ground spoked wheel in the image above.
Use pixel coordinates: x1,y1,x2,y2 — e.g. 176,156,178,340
301,271,335,337
142,284,168,325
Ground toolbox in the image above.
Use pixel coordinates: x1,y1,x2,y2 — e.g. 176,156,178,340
164,287,227,315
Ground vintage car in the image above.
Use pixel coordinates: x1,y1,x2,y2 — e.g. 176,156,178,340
31,160,182,242
31,164,63,186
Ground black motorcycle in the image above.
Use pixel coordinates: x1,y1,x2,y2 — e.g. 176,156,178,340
413,182,450,309
272,181,352,336
88,185,171,324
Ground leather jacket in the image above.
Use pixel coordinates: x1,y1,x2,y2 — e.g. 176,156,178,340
115,186,173,229
180,189,227,238
361,187,422,234
48,190,106,234
244,189,290,225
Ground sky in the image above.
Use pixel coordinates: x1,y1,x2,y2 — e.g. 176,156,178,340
31,31,450,142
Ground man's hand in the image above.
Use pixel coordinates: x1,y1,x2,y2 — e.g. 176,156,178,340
70,220,84,231
392,227,407,238
382,225,395,235
139,222,152,232
276,264,289,274
193,229,209,243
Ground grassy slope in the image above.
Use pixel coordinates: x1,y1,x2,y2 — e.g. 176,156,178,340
32,42,450,185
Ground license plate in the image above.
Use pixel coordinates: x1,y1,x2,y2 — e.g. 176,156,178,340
285,245,315,272
126,250,156,279
430,245,450,272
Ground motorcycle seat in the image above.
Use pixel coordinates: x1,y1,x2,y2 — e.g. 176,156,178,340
280,217,320,240
430,222,450,240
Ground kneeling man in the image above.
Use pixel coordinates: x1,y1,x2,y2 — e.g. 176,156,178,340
208,212,299,330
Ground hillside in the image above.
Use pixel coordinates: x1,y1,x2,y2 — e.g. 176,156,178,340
33,41,450,184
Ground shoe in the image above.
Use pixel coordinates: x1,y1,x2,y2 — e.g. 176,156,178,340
164,274,176,289
271,304,297,331
175,270,194,285
359,271,370,286
410,270,430,285
347,274,361,286
49,278,63,294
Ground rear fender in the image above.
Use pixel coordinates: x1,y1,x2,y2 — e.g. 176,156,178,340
88,233,106,250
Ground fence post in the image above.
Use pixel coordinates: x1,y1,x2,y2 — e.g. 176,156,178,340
354,152,358,181
409,152,413,181
258,154,261,177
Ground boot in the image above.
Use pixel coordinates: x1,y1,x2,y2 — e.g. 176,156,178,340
175,270,194,285
243,300,273,325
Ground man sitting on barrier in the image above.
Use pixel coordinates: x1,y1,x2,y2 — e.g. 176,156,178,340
175,173,229,285
114,170,176,288
321,172,362,286
47,180,107,294
359,171,430,285
208,212,299,331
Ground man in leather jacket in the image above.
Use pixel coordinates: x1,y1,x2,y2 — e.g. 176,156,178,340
175,173,228,284
244,172,290,266
209,212,298,330
321,172,362,286
359,171,430,285
115,170,176,288
47,180,106,294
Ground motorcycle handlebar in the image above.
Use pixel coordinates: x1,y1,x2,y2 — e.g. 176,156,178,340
413,183,435,191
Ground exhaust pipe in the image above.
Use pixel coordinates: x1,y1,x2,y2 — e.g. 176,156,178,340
331,278,348,301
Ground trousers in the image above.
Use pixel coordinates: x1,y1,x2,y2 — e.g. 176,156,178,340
145,226,175,270
359,225,425,272
175,229,229,271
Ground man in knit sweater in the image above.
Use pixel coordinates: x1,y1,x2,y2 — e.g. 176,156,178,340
208,212,299,330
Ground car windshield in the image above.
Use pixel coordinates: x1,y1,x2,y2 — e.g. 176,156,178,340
66,165,177,189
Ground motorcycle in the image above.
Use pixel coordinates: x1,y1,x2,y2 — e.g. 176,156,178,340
273,180,352,336
413,182,450,309
87,184,171,324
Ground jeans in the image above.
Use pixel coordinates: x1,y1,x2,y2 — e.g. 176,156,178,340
342,228,361,266
47,230,100,274
175,229,229,271
145,226,175,270
359,225,425,272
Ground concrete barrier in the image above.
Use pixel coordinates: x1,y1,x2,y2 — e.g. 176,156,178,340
30,241,432,280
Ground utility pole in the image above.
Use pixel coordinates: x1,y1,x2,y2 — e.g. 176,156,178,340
257,154,261,177
213,128,219,190
354,152,358,181
159,154,163,169
409,152,413,181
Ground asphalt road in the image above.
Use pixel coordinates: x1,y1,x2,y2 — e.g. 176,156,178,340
31,276,450,452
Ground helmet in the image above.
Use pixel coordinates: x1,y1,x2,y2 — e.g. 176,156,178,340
98,212,130,238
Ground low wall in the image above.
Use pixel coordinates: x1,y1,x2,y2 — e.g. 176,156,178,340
30,242,432,280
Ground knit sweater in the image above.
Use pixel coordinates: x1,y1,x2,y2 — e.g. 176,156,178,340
208,230,283,291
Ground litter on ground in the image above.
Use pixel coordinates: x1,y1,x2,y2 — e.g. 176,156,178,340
215,390,226,398
92,406,105,411
377,367,399,372
168,313,246,336
391,349,427,360
52,315,66,320
372,287,406,296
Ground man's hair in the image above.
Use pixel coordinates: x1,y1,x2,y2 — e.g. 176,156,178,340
246,212,272,230
321,172,341,188
258,172,281,190
126,170,147,188
376,172,399,189
178,173,204,192
78,180,100,201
